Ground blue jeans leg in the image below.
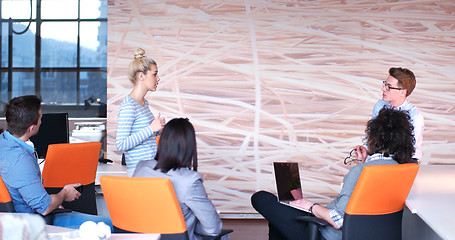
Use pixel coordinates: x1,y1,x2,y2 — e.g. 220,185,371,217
53,212,113,232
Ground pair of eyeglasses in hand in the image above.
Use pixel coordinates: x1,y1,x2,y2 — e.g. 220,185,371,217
344,149,361,165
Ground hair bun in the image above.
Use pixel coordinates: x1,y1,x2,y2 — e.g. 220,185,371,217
133,48,145,59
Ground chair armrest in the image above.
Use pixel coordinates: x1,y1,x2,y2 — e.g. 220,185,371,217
295,216,330,227
198,229,233,240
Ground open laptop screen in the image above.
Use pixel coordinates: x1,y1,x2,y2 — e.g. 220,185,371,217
273,162,303,202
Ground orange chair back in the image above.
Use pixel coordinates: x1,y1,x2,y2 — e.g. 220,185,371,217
42,142,101,187
100,176,187,234
156,135,160,146
0,176,12,203
0,175,15,212
345,163,419,215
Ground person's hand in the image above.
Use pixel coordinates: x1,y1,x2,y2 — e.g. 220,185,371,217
353,145,368,164
290,198,313,211
62,183,82,202
149,113,165,133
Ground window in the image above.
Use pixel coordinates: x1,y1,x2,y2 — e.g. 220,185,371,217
0,0,107,117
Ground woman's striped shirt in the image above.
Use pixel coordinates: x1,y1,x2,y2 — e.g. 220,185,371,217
116,95,158,176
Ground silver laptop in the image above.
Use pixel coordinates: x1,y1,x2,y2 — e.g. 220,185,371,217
273,162,309,212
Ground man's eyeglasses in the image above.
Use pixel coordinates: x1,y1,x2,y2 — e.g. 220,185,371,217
344,149,359,165
382,81,403,91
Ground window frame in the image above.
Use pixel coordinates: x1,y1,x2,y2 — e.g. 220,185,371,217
0,0,107,117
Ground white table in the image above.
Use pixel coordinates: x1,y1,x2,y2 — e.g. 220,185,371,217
95,161,128,185
405,165,455,240
0,213,160,240
46,225,160,239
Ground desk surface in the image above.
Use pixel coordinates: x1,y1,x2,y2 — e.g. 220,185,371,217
46,225,160,240
95,161,128,185
0,213,159,240
405,165,455,240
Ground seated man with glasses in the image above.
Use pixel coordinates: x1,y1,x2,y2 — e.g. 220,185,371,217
355,67,424,163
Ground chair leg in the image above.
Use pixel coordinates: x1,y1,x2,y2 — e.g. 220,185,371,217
306,222,321,240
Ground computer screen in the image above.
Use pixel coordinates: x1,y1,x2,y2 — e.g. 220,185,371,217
30,113,69,159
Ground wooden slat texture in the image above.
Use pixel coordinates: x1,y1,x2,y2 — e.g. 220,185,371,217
107,0,455,213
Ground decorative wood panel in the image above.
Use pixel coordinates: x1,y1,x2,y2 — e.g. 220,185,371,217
107,0,455,213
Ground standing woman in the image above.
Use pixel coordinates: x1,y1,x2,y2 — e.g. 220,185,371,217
116,48,165,176
133,118,224,240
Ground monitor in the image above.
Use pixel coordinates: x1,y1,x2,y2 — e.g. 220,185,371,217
30,113,69,159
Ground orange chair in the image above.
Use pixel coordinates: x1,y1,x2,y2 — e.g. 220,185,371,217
0,175,15,212
42,142,101,215
100,176,232,240
100,176,188,237
296,163,419,240
156,135,160,146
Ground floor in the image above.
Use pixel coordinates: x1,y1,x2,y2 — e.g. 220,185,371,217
221,218,268,240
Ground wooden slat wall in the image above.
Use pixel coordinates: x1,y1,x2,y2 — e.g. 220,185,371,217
107,0,455,213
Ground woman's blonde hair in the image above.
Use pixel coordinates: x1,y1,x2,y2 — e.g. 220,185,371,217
128,48,157,84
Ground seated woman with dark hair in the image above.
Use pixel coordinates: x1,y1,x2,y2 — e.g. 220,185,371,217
251,108,416,240
133,118,224,240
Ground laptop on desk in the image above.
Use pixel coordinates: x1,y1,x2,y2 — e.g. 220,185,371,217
273,162,309,213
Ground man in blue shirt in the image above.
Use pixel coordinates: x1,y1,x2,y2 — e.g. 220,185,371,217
0,95,112,231
355,67,424,161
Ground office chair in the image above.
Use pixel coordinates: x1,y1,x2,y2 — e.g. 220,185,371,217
0,175,15,212
0,175,71,225
100,176,232,240
156,135,161,145
0,177,47,239
296,163,419,240
42,142,101,215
